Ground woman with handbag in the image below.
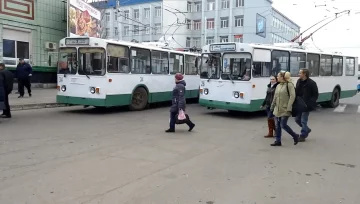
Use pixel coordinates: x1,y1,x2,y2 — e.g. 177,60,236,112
165,73,195,133
270,71,299,146
260,75,278,138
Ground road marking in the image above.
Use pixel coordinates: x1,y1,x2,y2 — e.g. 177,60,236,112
358,105,360,114
334,104,347,113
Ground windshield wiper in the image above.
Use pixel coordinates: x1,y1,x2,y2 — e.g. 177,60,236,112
228,73,234,84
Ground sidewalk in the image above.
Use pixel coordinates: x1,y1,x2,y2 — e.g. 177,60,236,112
9,89,66,111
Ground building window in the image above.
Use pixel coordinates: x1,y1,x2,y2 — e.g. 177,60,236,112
235,15,244,27
106,13,110,21
207,0,215,11
186,19,191,30
133,9,139,19
105,28,110,37
124,10,129,19
3,39,29,60
193,37,201,47
193,20,201,30
144,8,150,18
207,18,214,29
221,0,229,9
186,37,191,47
206,37,214,45
155,7,161,17
235,0,244,7
195,2,202,12
134,25,139,35
234,36,243,43
155,23,161,34
187,2,192,12
221,17,229,28
115,27,119,36
124,26,129,36
220,36,228,42
115,12,118,21
145,25,150,34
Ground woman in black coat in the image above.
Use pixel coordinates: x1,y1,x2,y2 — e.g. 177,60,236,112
0,74,6,113
260,75,278,138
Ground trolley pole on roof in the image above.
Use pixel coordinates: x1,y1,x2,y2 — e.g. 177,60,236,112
298,10,350,46
292,10,350,44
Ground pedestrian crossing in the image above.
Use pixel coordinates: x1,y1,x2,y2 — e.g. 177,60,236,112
319,104,360,114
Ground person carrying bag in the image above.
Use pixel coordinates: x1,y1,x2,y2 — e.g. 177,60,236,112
165,73,195,133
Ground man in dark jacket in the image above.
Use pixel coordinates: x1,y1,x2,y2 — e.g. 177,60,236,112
166,73,195,133
295,68,319,142
16,58,32,98
0,63,14,118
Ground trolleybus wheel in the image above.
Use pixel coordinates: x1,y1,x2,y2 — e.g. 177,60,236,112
129,87,148,111
328,88,340,108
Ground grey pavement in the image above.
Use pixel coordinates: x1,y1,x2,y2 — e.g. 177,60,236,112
1,95,360,204
9,88,60,110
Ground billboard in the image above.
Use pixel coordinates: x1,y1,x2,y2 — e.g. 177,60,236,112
68,0,101,37
256,13,266,38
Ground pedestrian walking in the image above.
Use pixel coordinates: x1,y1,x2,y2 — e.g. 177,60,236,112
16,58,32,98
270,71,299,146
0,63,14,118
0,72,6,118
165,73,195,133
295,68,319,142
260,75,278,138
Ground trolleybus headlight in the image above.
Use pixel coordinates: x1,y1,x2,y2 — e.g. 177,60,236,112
90,87,96,94
204,88,209,95
61,85,66,92
234,91,240,98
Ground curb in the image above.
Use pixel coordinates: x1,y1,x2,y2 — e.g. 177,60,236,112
11,103,68,111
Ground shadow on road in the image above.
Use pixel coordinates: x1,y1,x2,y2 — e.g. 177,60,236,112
203,110,267,120
60,99,199,115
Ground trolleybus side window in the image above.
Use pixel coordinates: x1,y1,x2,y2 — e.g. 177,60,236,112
306,53,320,76
58,47,77,75
200,53,221,79
169,53,184,74
222,53,252,81
271,50,290,75
78,48,106,76
252,48,271,77
320,54,332,76
345,57,355,76
151,51,169,74
332,56,343,76
290,52,306,76
130,47,151,74
185,55,198,75
107,44,130,73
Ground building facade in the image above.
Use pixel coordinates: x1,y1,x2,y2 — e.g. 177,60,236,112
94,0,300,49
0,0,67,83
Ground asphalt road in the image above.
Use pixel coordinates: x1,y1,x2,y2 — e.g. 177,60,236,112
1,95,360,204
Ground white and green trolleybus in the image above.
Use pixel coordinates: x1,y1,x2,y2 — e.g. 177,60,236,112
199,42,358,113
56,37,200,110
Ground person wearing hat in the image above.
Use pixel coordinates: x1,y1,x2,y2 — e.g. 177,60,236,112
166,73,195,133
15,58,32,98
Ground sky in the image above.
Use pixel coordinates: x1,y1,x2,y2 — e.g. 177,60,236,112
272,0,360,57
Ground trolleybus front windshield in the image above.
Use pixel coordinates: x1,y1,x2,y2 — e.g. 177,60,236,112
221,53,252,81
200,53,221,79
58,48,77,74
78,48,106,76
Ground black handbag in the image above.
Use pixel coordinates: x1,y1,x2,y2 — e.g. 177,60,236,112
286,82,307,116
175,113,190,124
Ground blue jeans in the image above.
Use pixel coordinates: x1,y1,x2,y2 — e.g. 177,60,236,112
275,116,298,142
295,112,310,138
266,107,274,119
